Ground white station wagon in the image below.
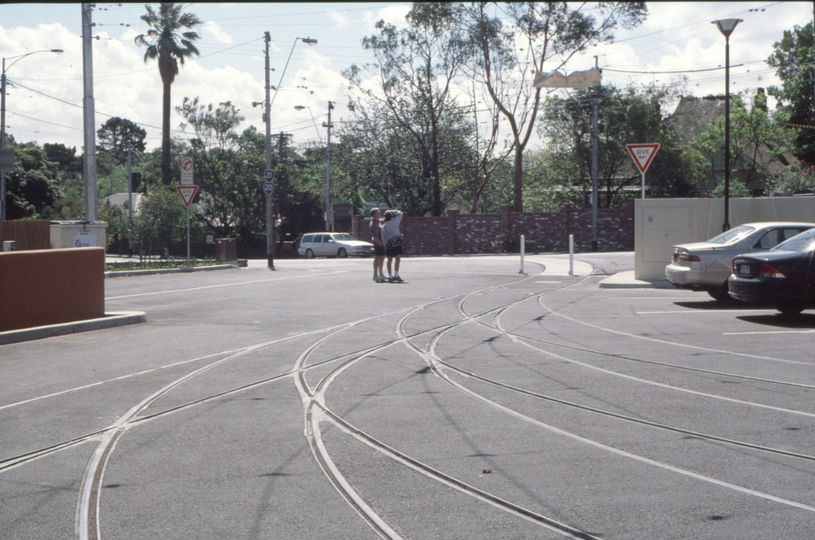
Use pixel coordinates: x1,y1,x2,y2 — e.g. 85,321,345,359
298,232,374,258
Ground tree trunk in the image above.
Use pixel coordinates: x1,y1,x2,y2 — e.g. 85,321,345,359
162,78,172,184
513,145,523,212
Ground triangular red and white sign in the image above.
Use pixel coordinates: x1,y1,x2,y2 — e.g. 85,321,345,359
177,185,199,207
626,143,660,174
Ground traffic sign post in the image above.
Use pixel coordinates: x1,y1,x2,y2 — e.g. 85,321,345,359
626,143,660,199
177,185,198,264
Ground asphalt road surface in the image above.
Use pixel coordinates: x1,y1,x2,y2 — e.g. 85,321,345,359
3,253,815,539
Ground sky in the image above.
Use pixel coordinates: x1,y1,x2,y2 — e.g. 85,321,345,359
0,2,812,155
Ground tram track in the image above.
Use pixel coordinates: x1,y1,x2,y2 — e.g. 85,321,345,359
6,259,815,539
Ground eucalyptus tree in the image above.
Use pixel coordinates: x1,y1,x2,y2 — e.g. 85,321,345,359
455,2,647,211
177,97,265,241
135,3,202,184
766,22,815,165
344,3,471,216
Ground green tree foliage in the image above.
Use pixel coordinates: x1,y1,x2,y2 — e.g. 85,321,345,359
695,91,794,193
135,3,201,184
454,1,647,211
3,142,58,219
43,143,85,220
344,3,470,216
177,97,266,242
766,22,815,164
131,183,188,255
274,135,325,237
97,117,147,171
536,84,706,208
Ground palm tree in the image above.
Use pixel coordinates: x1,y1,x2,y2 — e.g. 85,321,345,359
135,3,201,184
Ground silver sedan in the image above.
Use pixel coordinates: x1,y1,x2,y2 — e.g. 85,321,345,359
665,222,815,301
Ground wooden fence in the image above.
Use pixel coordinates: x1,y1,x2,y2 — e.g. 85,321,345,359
0,220,51,251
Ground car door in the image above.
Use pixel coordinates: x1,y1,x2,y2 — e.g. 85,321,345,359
311,234,325,256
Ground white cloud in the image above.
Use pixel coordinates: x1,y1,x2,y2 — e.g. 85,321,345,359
202,20,233,45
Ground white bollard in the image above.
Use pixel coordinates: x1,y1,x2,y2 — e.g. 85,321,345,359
569,235,574,276
519,234,525,274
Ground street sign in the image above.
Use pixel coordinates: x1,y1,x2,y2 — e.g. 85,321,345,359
177,185,199,207
626,143,660,174
180,157,195,185
263,169,275,196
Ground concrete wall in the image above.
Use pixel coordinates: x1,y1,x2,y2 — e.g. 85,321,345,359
635,196,815,280
0,247,105,332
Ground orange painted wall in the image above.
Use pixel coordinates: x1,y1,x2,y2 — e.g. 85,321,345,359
0,247,105,333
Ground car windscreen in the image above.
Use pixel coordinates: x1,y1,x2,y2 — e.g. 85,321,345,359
332,234,356,241
706,225,755,245
773,228,815,252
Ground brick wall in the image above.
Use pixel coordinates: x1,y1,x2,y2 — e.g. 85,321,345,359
353,201,634,255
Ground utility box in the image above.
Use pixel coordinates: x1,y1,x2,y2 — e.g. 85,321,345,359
214,237,237,263
3,240,15,252
50,221,107,249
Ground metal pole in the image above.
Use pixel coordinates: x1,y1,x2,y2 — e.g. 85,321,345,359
723,34,731,232
1,59,6,221
324,101,333,231
186,206,191,264
591,91,599,252
519,234,525,274
82,3,98,221
641,171,645,199
264,32,274,269
569,234,574,276
127,146,133,231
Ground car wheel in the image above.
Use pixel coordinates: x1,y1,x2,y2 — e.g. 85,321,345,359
305,249,315,259
707,283,731,302
777,301,805,316
338,248,347,258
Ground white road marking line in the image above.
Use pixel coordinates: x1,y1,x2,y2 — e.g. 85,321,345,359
724,330,815,335
636,309,777,314
106,271,346,300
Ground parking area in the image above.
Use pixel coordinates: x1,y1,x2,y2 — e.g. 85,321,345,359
2,253,815,539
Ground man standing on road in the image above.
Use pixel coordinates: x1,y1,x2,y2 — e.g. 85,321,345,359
382,209,403,282
369,208,386,282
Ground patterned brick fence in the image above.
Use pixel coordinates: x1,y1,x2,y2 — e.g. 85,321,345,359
353,202,634,255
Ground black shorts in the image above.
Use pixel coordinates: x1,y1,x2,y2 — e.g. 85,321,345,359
374,245,385,256
386,245,403,257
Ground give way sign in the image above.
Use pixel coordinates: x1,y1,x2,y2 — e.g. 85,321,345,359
177,185,199,207
626,143,660,174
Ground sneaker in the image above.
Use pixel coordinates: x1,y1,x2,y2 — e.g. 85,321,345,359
375,276,386,282
388,276,395,282
393,275,403,282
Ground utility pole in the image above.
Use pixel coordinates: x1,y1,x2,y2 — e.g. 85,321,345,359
264,31,274,269
323,101,334,231
590,90,599,252
82,3,98,221
127,145,133,254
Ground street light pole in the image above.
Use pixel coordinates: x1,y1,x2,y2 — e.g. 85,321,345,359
323,101,334,231
0,48,63,220
713,18,742,232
